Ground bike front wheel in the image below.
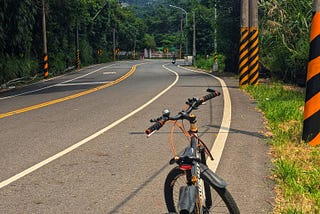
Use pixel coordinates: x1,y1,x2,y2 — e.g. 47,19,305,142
164,166,240,214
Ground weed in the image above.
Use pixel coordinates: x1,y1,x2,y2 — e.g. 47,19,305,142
244,83,319,213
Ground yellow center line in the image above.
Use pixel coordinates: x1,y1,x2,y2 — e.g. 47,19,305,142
0,64,138,119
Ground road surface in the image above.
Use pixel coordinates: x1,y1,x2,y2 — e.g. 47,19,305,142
0,60,273,213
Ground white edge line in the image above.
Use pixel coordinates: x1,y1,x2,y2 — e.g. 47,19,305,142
179,66,231,172
0,64,179,189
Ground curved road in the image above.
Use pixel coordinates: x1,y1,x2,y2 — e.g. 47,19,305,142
0,60,273,213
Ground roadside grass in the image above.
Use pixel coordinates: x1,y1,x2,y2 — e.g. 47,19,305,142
244,83,320,214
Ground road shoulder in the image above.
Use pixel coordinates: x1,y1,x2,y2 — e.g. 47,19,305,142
216,74,274,213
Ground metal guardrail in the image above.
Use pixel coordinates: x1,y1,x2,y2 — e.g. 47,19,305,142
1,66,75,90
1,75,38,89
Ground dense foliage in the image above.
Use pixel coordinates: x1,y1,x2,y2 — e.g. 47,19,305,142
0,0,313,86
258,0,313,85
0,0,148,84
0,0,240,84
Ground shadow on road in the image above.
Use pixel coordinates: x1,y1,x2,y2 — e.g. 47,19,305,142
207,124,267,140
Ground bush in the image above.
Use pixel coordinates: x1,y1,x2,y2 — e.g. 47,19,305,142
80,39,94,66
259,0,312,84
49,52,67,76
195,54,226,72
0,56,38,85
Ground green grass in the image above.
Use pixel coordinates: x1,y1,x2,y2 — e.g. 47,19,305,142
244,83,320,214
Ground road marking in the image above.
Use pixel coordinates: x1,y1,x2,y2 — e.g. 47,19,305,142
0,64,179,189
56,81,111,86
0,64,115,100
179,66,231,172
103,72,117,75
0,64,135,119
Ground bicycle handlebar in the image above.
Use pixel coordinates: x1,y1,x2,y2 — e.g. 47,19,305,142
145,88,220,136
145,120,165,135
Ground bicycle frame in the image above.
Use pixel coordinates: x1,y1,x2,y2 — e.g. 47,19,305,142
168,113,210,212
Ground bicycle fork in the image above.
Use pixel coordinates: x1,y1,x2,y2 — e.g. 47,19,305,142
178,141,208,213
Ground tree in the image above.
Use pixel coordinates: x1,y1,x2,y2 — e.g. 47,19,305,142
143,34,156,49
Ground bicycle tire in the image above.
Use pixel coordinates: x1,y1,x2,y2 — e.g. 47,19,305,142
164,166,240,214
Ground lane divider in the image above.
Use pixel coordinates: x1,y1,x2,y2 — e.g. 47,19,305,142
0,64,138,119
0,63,179,189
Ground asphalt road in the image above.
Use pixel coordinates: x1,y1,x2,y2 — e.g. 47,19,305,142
0,60,273,213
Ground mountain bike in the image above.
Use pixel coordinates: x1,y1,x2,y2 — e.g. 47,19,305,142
145,88,240,214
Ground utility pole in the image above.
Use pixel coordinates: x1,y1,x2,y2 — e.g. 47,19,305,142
214,0,217,55
185,13,188,56
239,0,259,86
212,0,219,72
302,0,320,146
180,19,183,59
248,0,259,85
169,5,188,56
192,12,196,65
76,21,80,69
239,0,249,85
42,0,48,78
113,28,116,61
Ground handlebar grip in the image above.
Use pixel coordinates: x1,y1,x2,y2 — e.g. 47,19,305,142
202,90,220,102
145,120,164,135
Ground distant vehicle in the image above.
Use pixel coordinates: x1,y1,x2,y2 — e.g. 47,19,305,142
172,55,176,64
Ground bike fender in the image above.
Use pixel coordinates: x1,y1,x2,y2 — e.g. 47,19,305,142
178,185,197,212
200,163,227,188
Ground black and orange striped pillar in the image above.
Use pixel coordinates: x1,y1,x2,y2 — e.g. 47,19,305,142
76,49,80,70
248,27,259,85
248,0,259,85
42,0,48,78
302,3,320,146
239,0,249,86
76,23,80,70
43,53,49,78
239,27,250,85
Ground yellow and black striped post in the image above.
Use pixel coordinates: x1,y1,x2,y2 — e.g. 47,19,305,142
248,27,259,85
239,27,250,85
248,0,259,85
42,0,48,78
76,22,80,70
43,53,49,78
239,0,249,86
302,4,320,146
76,49,80,70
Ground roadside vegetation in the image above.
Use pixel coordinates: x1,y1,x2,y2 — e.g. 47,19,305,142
245,83,319,214
0,0,241,86
1,0,313,87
